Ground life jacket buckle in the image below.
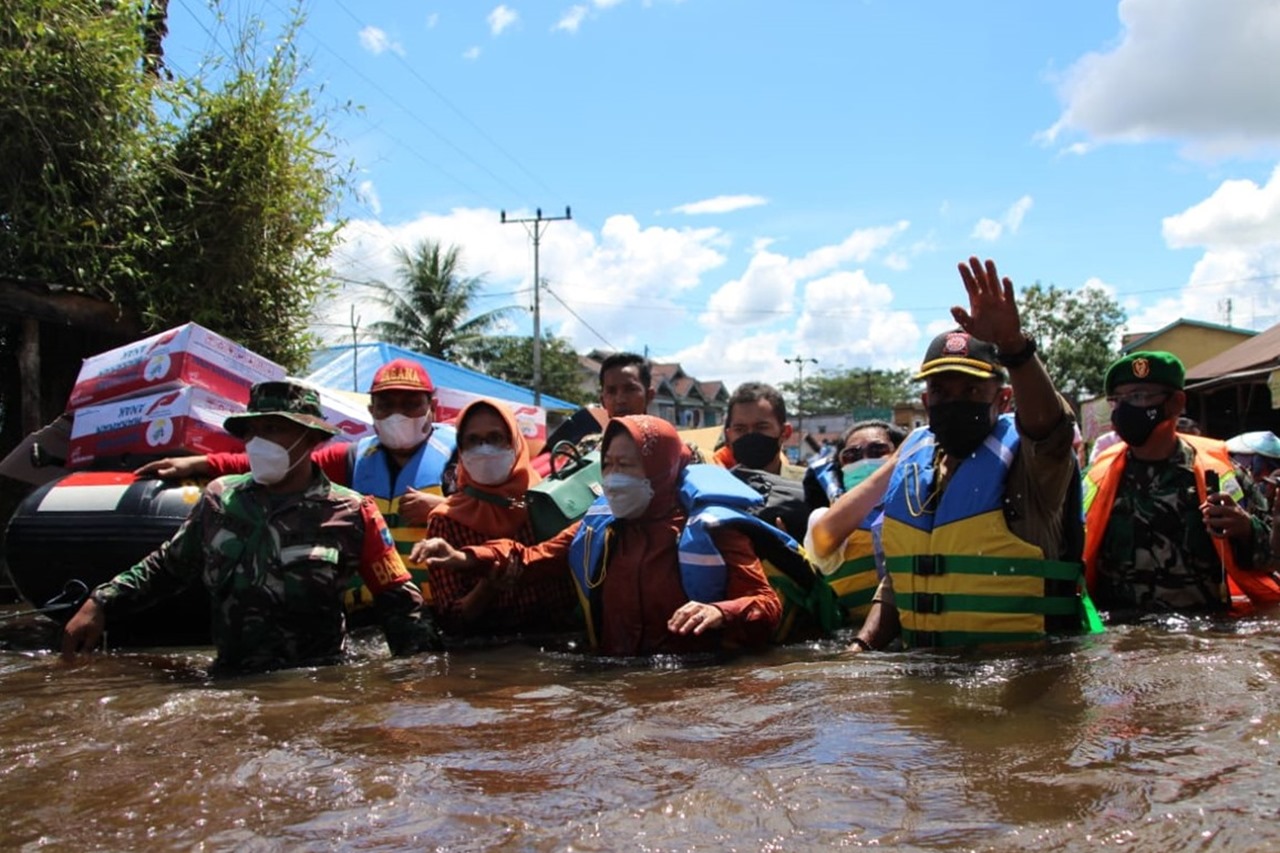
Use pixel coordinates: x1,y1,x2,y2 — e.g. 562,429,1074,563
914,554,945,576
913,592,943,614
913,630,941,648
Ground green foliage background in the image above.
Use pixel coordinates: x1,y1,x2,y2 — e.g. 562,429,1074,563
470,334,594,408
1018,282,1126,401
1,0,346,372
368,240,516,366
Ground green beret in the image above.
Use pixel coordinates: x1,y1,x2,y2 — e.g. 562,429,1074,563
1105,351,1185,394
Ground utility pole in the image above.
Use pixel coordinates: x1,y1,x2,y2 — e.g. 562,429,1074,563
501,206,572,406
784,355,818,456
349,305,360,393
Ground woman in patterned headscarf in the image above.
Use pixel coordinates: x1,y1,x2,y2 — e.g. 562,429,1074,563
424,399,577,637
413,415,780,656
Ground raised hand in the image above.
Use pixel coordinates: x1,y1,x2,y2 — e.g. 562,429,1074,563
952,256,1025,351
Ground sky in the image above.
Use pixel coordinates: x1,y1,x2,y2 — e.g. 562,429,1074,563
162,0,1280,391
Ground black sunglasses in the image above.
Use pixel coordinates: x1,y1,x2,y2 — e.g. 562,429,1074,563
840,442,893,464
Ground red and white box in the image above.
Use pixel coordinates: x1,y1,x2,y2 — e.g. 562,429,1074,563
68,323,286,409
315,387,375,443
68,386,246,468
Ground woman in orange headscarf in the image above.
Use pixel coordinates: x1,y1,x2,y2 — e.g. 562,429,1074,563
424,399,577,636
414,415,781,656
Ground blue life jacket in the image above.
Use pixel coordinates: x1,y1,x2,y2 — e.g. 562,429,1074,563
343,424,456,613
349,424,456,506
566,464,836,647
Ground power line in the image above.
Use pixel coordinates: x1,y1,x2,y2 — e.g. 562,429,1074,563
543,283,614,350
332,0,563,205
298,35,512,206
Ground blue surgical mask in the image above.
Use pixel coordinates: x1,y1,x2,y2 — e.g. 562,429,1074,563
841,457,886,491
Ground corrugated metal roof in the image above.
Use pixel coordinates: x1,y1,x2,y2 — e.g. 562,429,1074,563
1185,321,1280,381
306,343,577,411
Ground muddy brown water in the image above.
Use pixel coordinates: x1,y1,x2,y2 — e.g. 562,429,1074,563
1,611,1278,851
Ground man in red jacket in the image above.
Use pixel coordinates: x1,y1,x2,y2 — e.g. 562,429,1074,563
135,360,457,574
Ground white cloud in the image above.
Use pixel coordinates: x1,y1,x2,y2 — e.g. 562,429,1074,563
971,195,1033,242
1162,165,1280,249
554,0,625,33
488,5,518,36
883,253,909,272
319,207,729,353
666,331,796,392
701,248,796,327
971,218,1003,242
357,25,404,57
1044,0,1280,157
318,209,938,393
1005,195,1033,232
555,5,589,33
1123,166,1280,334
462,46,482,60
426,13,439,28
792,271,922,370
672,195,767,215
698,222,908,335
356,180,381,217
791,221,908,280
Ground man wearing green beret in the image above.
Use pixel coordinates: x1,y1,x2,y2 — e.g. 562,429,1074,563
61,379,445,673
1081,351,1280,617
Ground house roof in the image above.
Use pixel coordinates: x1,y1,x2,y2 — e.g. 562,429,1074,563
651,362,683,383
1122,317,1255,353
699,380,728,402
1185,320,1280,382
671,376,699,399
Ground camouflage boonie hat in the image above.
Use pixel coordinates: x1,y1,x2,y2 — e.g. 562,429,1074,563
223,380,339,439
1105,351,1185,395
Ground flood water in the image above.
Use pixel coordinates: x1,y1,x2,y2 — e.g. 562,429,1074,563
1,609,1278,851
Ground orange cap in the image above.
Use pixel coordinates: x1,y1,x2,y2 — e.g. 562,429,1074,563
369,358,434,394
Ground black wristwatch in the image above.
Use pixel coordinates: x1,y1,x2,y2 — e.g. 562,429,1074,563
995,336,1037,369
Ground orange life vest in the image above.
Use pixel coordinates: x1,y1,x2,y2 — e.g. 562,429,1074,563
1082,434,1280,616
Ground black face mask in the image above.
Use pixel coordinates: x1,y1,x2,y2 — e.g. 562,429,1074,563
928,400,996,459
1111,401,1168,448
732,432,782,469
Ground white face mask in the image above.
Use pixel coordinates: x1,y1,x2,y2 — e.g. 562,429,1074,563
461,444,517,486
245,433,308,485
601,472,654,519
375,413,429,450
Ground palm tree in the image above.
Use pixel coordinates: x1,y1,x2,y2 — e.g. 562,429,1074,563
369,240,516,364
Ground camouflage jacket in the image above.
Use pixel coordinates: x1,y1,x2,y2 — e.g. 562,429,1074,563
1094,440,1272,615
93,468,441,671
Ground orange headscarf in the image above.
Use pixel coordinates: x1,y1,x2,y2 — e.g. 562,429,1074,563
430,399,541,538
601,415,692,521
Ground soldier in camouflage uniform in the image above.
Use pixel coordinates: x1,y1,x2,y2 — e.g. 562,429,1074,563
1083,352,1280,617
62,380,443,673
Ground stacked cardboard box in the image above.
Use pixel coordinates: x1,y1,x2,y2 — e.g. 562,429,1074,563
68,386,248,468
66,324,287,468
68,323,286,409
